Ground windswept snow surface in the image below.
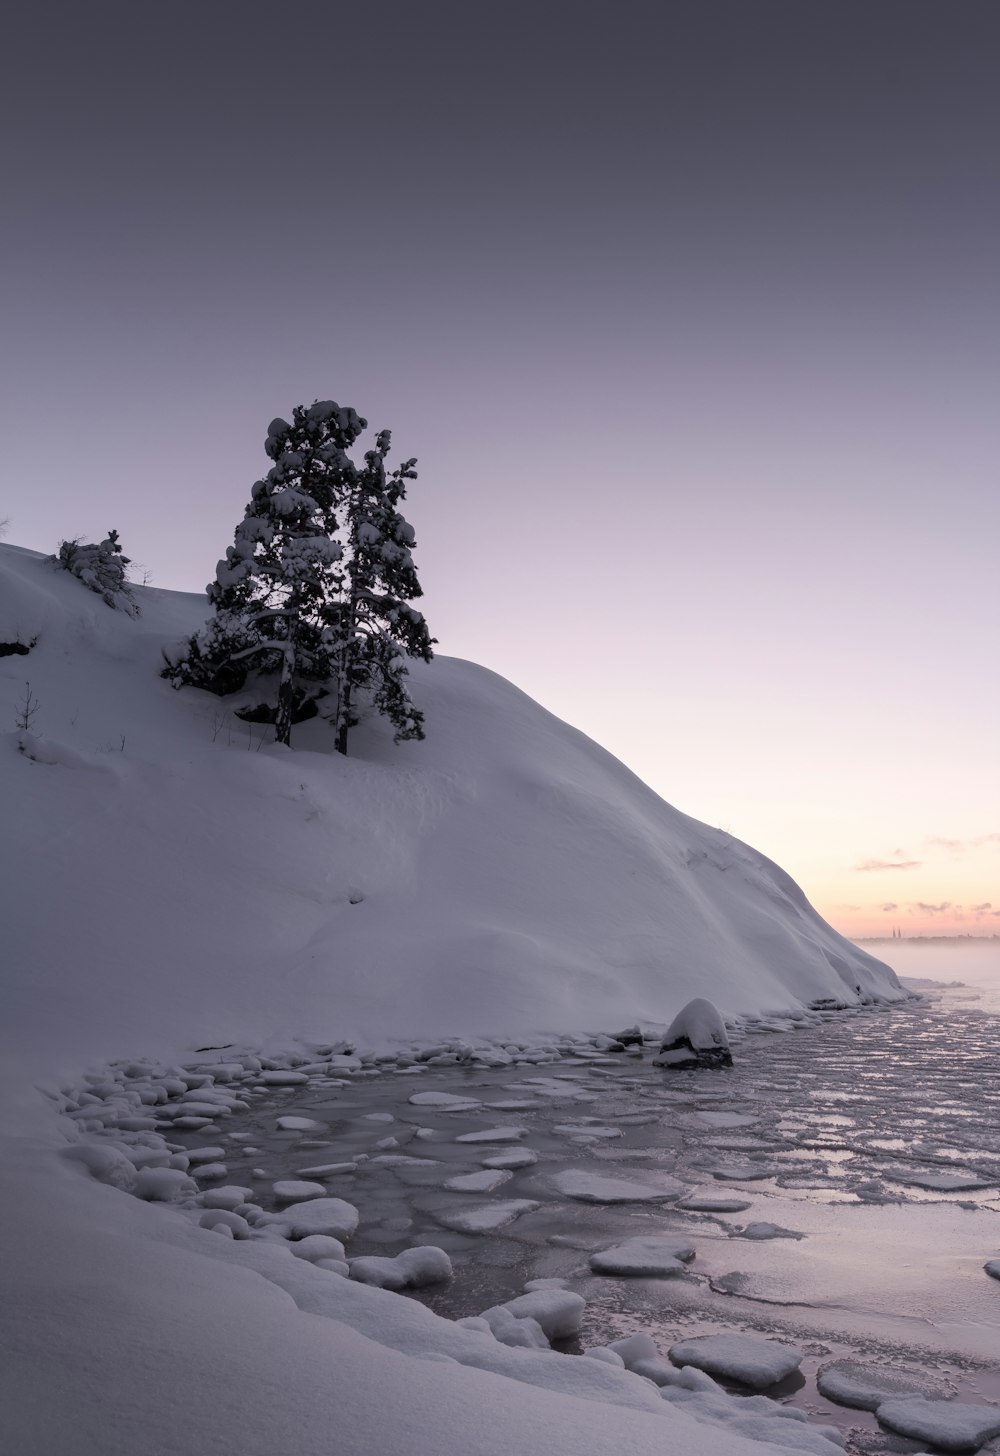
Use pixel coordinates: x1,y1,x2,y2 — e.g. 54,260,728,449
0,544,906,1456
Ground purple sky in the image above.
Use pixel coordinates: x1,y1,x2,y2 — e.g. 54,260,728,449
3,1,997,938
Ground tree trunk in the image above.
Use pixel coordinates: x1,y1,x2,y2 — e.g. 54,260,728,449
275,606,298,746
335,631,354,755
275,644,295,746
335,570,361,755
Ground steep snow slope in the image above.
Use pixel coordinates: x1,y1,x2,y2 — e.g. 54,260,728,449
0,542,900,1077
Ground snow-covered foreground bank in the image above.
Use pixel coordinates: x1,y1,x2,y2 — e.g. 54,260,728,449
1,543,913,1454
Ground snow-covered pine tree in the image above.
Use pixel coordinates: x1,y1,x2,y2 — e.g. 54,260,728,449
166,401,433,751
55,530,138,614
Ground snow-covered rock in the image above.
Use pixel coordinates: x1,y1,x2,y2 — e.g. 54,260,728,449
349,1246,453,1290
273,1180,327,1202
133,1167,197,1202
272,1197,359,1241
668,1333,804,1389
483,1289,586,1342
876,1398,1000,1452
816,1358,951,1411
653,999,733,1069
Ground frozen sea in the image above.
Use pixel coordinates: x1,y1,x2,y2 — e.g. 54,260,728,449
160,945,1000,1454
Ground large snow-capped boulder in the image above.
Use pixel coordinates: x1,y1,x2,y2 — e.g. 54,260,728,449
653,998,733,1069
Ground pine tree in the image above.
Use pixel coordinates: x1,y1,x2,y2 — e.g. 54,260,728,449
165,400,433,750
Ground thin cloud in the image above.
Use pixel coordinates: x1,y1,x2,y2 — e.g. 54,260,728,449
880,903,898,912
924,833,1000,855
912,901,953,915
973,902,993,914
855,855,921,872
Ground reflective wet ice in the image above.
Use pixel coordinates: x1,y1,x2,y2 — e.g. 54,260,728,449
173,988,1000,1452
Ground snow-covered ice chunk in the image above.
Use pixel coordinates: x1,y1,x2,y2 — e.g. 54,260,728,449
709,1164,781,1182
876,1399,1000,1452
435,1200,539,1234
892,1169,993,1192
199,1185,253,1210
483,1289,585,1341
590,1235,696,1276
646,1363,722,1394
677,1195,753,1212
816,1357,951,1411
476,1307,550,1349
732,1222,805,1240
133,1167,197,1201
607,1332,660,1369
407,1092,481,1110
185,1145,227,1163
669,1333,804,1389
480,1148,538,1169
368,1154,440,1167
290,1235,347,1264
276,1197,359,1240
553,1124,622,1139
276,1116,325,1131
272,1179,327,1202
455,1126,528,1144
349,1246,452,1290
198,1209,251,1239
551,1169,687,1202
295,1162,357,1177
259,1071,309,1086
680,1111,759,1129
584,1347,626,1367
631,1356,683,1386
192,1162,228,1180
444,1169,513,1193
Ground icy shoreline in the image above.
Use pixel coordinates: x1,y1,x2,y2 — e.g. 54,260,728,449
33,994,1000,1456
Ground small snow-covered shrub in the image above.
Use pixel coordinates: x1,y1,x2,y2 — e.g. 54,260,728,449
55,530,138,614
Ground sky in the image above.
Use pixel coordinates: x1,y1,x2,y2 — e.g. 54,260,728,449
2,1,997,940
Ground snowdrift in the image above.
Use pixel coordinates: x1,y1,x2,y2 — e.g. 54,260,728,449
0,543,900,1078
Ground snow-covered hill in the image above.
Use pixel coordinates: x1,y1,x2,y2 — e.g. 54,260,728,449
0,542,903,1456
0,543,900,1079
